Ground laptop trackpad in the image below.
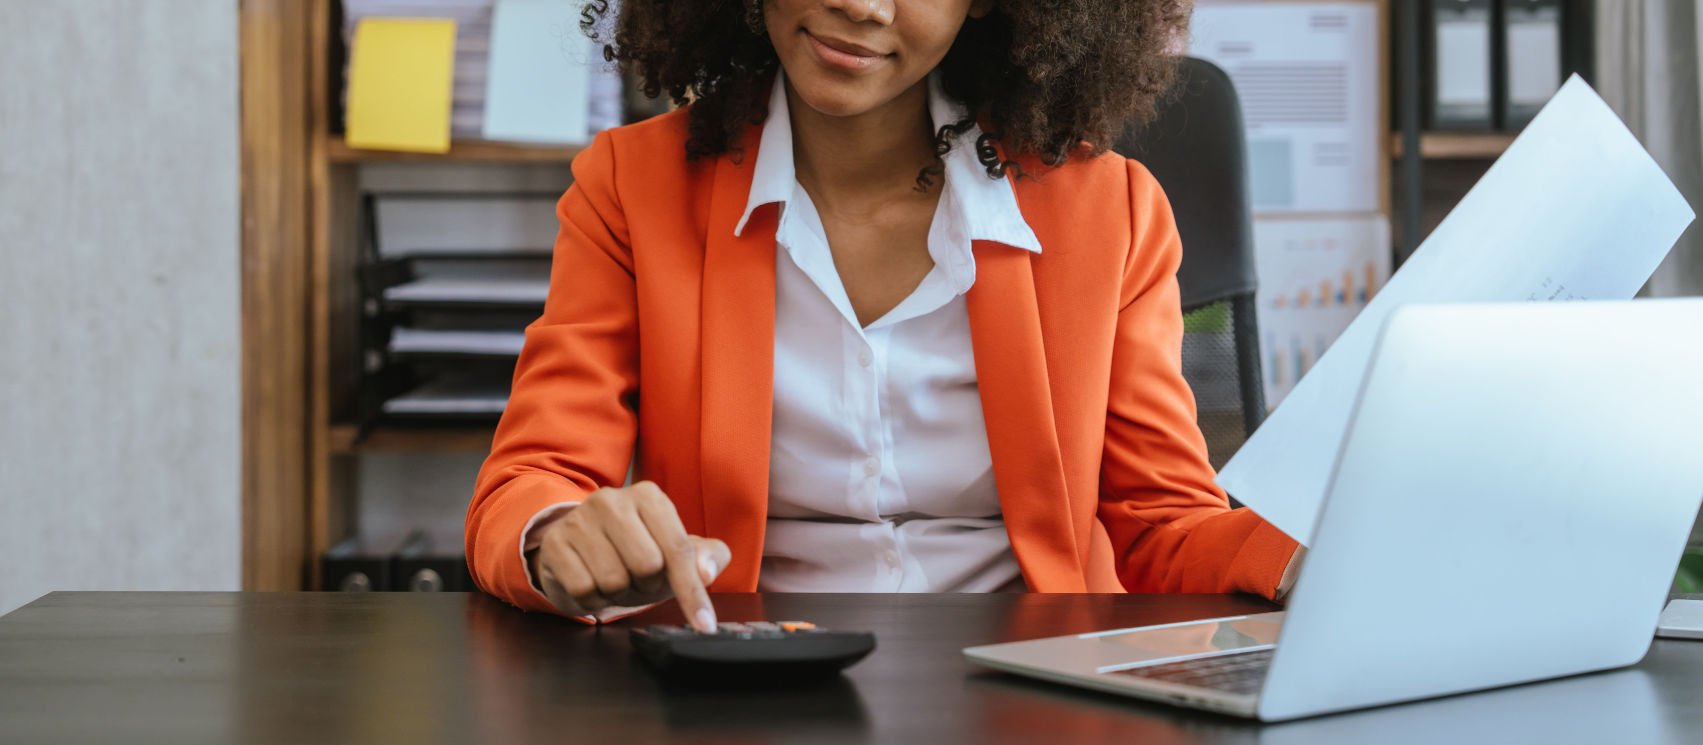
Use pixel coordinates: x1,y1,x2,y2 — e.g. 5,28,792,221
1090,612,1285,669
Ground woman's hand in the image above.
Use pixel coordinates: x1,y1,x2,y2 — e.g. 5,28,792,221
528,481,730,631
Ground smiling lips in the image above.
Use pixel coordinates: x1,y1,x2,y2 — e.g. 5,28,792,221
805,30,889,71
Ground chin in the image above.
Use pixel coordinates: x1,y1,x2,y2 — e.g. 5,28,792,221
786,68,887,118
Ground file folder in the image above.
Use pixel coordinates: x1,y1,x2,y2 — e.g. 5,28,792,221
345,18,458,153
394,532,476,592
323,535,399,592
1426,0,1495,129
1501,0,1564,129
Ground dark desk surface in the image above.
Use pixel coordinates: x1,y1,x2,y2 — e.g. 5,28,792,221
1,592,1698,745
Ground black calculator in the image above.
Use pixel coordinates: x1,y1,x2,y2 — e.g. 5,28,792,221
630,621,876,679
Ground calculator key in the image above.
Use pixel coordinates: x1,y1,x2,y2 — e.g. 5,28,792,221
778,621,816,632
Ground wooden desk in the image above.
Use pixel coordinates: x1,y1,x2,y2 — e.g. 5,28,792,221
2,592,1699,744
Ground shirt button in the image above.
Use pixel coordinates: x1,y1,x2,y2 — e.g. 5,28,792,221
858,349,873,368
863,457,880,477
883,550,901,567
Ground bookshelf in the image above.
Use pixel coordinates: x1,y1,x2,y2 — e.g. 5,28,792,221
229,0,559,590
1391,132,1517,160
309,0,350,591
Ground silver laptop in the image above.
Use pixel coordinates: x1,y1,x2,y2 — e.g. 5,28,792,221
965,300,1703,722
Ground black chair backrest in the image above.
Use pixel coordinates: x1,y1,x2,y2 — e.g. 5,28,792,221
1114,57,1266,470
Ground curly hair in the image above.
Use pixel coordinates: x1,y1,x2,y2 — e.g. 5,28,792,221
580,1,1191,182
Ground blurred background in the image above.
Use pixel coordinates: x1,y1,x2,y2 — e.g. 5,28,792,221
2,0,1700,614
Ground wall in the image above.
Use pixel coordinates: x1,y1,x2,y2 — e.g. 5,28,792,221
0,0,241,614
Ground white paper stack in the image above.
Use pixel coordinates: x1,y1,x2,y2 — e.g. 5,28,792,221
390,327,527,356
383,376,511,415
384,277,550,305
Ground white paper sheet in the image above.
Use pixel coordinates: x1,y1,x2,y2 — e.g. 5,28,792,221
1189,2,1381,213
384,277,550,304
483,0,593,144
1216,76,1695,545
390,327,526,356
382,373,511,415
1506,8,1563,107
1437,15,1492,106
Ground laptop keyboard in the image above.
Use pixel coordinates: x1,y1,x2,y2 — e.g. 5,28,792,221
1107,648,1274,696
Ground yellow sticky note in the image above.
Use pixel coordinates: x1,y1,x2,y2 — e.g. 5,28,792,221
346,18,457,153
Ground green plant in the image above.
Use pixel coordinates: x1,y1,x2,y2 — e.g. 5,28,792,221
1675,547,1703,594
1182,302,1232,334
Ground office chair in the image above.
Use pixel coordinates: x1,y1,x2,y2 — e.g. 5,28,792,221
1114,57,1265,471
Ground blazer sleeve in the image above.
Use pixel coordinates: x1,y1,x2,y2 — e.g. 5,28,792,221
1096,160,1299,600
465,131,639,614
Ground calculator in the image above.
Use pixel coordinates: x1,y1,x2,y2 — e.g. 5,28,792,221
630,621,876,679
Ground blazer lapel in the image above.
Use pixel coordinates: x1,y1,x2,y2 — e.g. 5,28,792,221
966,242,1086,591
699,148,777,592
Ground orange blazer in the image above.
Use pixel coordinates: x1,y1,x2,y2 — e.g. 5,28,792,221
466,108,1299,615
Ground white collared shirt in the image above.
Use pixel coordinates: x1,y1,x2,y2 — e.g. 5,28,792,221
736,72,1043,592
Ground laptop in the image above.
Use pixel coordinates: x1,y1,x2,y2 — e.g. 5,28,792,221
964,300,1703,722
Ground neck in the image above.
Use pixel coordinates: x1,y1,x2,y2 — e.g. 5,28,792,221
786,76,939,210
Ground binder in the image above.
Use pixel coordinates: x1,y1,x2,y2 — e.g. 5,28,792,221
322,532,476,591
1425,0,1495,130
322,536,398,592
1559,0,1594,84
393,531,475,592
1500,0,1564,129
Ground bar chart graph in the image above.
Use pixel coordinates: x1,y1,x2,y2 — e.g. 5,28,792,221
1254,216,1391,407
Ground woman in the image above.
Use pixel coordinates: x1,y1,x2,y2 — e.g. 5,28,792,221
466,0,1301,630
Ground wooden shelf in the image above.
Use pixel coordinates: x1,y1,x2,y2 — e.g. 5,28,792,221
1391,132,1517,160
326,139,586,164
328,423,497,454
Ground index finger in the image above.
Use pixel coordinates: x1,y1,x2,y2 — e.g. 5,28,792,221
631,484,717,632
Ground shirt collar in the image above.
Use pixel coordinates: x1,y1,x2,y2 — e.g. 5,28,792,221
733,71,1043,254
